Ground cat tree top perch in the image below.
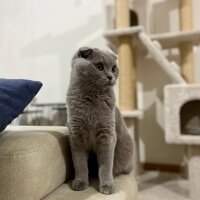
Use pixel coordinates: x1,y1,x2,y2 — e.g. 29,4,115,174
105,28,200,51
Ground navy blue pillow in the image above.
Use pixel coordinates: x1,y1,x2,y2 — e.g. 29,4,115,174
0,78,43,132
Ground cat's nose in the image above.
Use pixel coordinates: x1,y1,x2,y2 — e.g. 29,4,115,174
107,75,113,81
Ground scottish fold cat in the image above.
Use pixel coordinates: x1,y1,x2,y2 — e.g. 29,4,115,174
67,47,134,195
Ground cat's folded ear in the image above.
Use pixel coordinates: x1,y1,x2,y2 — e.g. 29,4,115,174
78,47,93,59
107,50,117,60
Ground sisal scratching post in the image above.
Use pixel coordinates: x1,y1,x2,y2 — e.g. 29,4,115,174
179,42,195,83
115,0,137,111
179,0,195,83
115,0,139,175
118,38,136,110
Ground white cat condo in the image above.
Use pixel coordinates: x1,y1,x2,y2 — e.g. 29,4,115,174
104,0,200,199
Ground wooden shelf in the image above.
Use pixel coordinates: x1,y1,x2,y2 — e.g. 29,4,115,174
104,27,200,50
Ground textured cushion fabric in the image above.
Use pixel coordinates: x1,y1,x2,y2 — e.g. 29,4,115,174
0,78,42,133
42,175,138,200
0,126,72,200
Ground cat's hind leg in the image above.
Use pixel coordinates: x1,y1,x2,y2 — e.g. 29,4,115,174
113,133,134,176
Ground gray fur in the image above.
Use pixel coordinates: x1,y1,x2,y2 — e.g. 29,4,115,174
66,47,134,195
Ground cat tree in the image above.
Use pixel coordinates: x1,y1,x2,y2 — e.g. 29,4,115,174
104,0,200,199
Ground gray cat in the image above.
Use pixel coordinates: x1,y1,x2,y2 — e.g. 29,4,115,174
66,47,134,195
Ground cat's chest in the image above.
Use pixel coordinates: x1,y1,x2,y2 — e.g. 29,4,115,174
86,93,114,110
82,97,114,147
68,92,115,130
80,95,114,125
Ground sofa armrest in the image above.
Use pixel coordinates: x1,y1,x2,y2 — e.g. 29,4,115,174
0,126,72,200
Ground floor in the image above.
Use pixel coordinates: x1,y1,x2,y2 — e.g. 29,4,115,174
136,171,190,200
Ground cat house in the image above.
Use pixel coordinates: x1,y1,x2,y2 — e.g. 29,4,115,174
165,84,200,144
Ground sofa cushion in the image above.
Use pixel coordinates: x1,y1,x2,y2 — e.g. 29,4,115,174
0,78,42,133
0,126,72,200
42,175,138,200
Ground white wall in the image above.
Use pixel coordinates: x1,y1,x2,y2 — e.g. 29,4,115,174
0,0,107,103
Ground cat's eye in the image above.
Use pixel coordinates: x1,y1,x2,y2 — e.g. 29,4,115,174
96,63,104,71
112,65,116,73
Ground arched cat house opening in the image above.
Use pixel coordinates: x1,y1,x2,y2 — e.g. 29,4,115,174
112,9,139,28
180,100,200,135
130,9,139,26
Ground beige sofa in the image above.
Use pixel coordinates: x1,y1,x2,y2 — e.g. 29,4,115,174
0,126,138,200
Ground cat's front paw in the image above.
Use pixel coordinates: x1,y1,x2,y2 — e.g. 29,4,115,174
72,179,89,191
99,183,115,195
